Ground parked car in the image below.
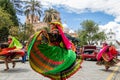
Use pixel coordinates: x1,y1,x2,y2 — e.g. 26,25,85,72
81,45,98,60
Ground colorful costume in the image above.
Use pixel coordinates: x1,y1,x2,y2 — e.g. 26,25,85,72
0,36,24,60
96,44,119,70
27,22,83,80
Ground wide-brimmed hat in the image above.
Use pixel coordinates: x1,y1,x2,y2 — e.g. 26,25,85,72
8,35,12,39
49,21,63,30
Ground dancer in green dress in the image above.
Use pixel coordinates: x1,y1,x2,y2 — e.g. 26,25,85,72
27,22,83,80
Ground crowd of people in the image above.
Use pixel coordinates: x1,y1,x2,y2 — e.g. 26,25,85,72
0,21,120,80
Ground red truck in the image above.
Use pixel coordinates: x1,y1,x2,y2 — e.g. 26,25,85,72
81,45,98,60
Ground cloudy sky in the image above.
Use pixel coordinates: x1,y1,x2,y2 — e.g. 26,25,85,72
40,0,120,39
20,0,120,40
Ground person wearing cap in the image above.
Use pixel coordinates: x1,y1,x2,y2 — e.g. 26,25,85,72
96,42,120,71
27,21,83,80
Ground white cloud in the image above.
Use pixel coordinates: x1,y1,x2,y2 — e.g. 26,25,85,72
62,23,70,32
115,16,120,22
62,23,68,28
40,0,120,40
62,23,76,33
41,0,120,22
69,30,75,33
99,21,120,40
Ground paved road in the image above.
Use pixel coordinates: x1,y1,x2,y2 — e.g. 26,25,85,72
113,67,120,80
0,59,120,80
109,63,120,80
69,60,119,80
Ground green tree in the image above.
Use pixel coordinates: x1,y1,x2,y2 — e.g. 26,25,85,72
24,24,35,41
0,0,19,26
92,31,106,44
9,26,19,37
0,7,13,29
78,20,106,45
24,0,42,23
9,23,35,43
9,25,24,41
43,8,60,24
0,27,9,42
78,30,88,46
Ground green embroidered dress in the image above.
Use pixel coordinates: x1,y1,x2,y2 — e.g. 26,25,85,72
28,31,83,80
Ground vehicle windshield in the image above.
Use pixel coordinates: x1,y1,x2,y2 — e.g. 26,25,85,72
84,50,94,54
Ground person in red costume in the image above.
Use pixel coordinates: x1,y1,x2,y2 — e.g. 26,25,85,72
0,36,24,71
96,42,120,71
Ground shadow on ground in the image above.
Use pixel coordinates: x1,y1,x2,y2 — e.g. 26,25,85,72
0,68,30,73
99,68,120,73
